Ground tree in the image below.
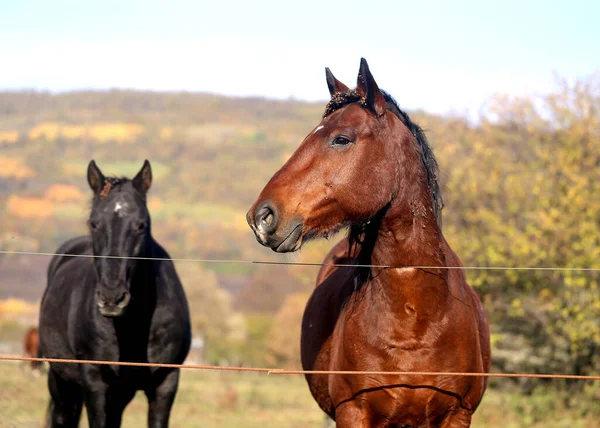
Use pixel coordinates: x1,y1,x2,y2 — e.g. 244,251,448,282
175,262,247,363
438,76,600,391
266,292,310,368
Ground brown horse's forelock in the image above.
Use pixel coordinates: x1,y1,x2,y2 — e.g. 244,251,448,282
322,89,444,229
323,90,366,118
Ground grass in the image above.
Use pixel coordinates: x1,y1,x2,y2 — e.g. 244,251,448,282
0,362,325,428
0,362,597,427
0,363,598,428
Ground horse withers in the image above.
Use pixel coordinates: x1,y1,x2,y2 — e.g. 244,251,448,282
39,160,191,428
247,59,491,427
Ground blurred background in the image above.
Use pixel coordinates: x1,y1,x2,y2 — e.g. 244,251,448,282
0,1,599,427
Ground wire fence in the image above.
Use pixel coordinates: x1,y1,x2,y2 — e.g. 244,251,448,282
1,244,599,420
2,249,599,381
2,249,600,271
2,356,600,381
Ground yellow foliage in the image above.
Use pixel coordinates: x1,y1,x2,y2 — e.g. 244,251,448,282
28,122,144,143
267,293,311,368
0,298,39,317
160,127,173,140
0,130,19,144
148,197,163,211
0,156,35,180
6,195,53,218
44,184,85,202
60,126,86,139
88,123,144,143
28,122,61,140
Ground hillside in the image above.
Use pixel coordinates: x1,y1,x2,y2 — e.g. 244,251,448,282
0,91,328,300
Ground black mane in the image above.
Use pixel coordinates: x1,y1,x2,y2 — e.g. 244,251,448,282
323,89,444,229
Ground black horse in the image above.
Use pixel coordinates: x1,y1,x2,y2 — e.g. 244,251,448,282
39,160,191,428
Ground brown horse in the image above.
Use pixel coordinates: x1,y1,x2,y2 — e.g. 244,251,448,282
23,326,42,372
247,59,491,427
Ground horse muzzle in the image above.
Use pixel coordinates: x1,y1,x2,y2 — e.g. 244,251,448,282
247,201,304,253
95,288,131,317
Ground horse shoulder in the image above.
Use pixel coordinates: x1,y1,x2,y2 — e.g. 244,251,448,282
441,235,491,407
151,241,188,304
302,259,358,418
46,236,92,294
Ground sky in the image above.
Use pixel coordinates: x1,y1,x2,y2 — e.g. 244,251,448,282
1,0,598,116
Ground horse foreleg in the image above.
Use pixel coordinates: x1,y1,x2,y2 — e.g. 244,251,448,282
82,365,135,428
47,368,83,428
438,409,473,428
334,401,372,428
145,368,181,428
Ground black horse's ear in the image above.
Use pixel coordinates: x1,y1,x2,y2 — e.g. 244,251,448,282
132,160,152,195
356,58,386,117
325,67,349,96
87,160,105,194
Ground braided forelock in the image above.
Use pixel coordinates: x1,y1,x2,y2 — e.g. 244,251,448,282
323,90,367,118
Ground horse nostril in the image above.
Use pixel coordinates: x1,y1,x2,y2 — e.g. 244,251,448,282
255,205,277,233
115,292,129,306
262,211,274,226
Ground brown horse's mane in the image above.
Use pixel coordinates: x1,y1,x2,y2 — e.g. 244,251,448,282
381,91,444,228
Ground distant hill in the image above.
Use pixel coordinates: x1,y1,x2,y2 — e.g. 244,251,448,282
0,90,343,306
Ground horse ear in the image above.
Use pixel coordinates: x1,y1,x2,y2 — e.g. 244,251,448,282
325,67,349,96
87,160,105,194
356,58,386,117
132,160,152,195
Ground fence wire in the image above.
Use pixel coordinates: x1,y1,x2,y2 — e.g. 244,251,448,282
2,356,600,381
2,249,599,271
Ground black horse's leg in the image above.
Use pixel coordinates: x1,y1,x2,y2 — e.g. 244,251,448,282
82,365,135,428
84,387,136,428
47,367,83,428
145,369,181,428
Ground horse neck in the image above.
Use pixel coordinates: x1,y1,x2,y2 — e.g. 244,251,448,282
367,111,446,271
352,172,448,308
112,246,157,337
374,189,445,269
130,238,157,298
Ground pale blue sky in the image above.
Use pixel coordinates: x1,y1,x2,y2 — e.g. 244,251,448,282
1,0,598,115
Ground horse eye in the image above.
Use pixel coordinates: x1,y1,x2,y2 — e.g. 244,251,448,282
88,220,98,231
331,135,352,146
135,221,147,232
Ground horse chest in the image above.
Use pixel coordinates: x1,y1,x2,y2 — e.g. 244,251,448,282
324,291,449,419
76,302,185,363
332,286,433,357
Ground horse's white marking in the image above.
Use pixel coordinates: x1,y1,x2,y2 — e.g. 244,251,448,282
313,125,324,134
112,197,129,217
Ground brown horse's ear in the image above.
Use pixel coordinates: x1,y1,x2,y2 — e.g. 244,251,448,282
356,58,386,117
87,160,105,194
325,67,349,96
132,160,152,195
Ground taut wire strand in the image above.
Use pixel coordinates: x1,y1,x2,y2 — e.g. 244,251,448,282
2,356,600,381
1,250,599,272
